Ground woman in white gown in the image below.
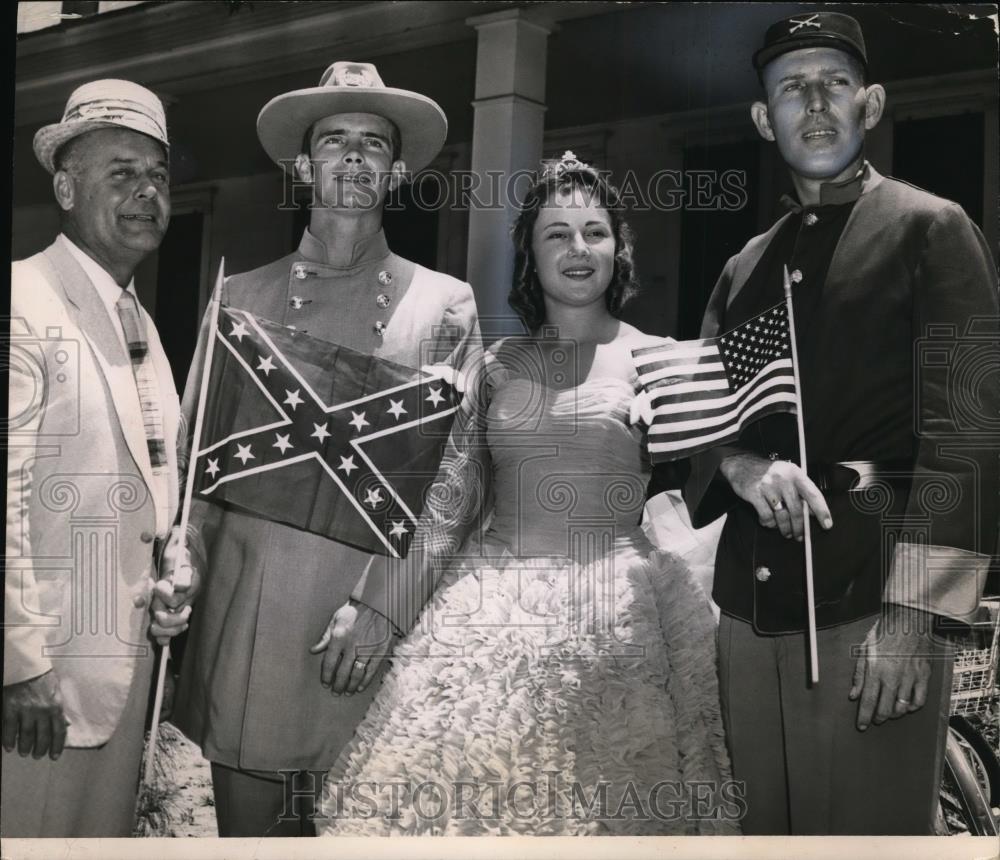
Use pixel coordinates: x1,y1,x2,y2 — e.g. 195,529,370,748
318,154,740,836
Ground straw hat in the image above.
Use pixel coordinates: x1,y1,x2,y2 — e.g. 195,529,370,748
33,79,169,174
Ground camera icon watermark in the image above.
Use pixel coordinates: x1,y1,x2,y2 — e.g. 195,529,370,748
3,319,81,437
915,316,999,438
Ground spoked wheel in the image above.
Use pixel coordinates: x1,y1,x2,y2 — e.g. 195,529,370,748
939,716,1000,836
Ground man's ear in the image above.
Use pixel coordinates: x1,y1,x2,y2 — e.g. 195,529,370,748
863,84,886,131
53,170,75,212
294,153,313,183
387,159,407,192
750,102,775,142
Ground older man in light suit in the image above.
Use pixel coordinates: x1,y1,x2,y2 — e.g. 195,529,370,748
3,79,191,837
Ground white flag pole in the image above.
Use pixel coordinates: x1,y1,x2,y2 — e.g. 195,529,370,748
783,264,820,684
142,259,225,787
176,258,225,560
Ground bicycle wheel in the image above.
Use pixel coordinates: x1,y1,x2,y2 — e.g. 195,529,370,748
942,723,999,836
949,715,1000,805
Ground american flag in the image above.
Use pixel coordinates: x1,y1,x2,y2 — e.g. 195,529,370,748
632,301,797,461
192,305,461,558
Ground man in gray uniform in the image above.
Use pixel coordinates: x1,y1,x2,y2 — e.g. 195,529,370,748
172,62,480,836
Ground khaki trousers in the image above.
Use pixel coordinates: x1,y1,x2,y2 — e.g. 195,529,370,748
718,612,952,835
1,653,153,838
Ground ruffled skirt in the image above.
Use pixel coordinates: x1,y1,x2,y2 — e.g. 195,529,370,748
318,535,740,835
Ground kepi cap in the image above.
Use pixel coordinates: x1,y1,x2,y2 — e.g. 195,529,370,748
753,12,868,78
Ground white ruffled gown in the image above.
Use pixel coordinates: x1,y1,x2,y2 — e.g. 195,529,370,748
319,376,738,835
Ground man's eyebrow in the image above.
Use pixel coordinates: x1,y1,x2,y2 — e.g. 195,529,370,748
317,129,390,142
776,68,854,84
107,156,168,167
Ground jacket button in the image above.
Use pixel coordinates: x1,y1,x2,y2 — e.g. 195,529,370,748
140,531,154,544
132,593,148,609
755,566,772,582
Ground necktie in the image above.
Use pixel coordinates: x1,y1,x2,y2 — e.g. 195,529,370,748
115,292,168,472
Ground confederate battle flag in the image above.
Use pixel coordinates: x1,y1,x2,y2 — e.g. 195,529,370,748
191,304,461,558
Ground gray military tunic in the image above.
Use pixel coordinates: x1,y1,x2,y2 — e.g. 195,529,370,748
173,229,480,771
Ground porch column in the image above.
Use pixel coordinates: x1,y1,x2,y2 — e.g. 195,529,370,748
465,9,551,338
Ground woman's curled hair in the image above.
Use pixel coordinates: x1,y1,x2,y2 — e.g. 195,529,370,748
508,159,638,331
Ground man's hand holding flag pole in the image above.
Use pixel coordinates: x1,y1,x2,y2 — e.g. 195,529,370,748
631,264,831,683
140,260,225,793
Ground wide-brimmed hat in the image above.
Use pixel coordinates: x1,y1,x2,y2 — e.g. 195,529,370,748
33,79,169,174
753,12,868,79
257,61,447,174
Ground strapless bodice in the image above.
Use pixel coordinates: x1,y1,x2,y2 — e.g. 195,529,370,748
485,376,648,556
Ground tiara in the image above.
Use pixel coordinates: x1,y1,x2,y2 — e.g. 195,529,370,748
540,150,589,181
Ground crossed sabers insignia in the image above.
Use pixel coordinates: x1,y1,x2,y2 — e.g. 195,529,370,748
196,308,459,557
788,14,821,33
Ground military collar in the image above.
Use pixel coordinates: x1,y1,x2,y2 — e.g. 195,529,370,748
782,160,870,213
297,227,390,269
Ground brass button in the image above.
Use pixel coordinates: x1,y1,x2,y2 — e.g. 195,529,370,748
373,321,387,337
132,593,148,609
377,270,393,286
376,293,391,309
804,212,819,226
289,296,311,310
293,264,308,280
755,566,772,583
790,269,803,284
140,531,154,544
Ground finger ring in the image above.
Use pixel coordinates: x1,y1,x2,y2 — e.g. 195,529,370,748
896,697,911,705
768,497,785,511
353,659,368,671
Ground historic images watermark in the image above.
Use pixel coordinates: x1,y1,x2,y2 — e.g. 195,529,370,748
280,771,747,826
277,164,750,213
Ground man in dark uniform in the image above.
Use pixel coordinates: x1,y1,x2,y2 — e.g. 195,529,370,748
171,61,480,836
685,13,998,833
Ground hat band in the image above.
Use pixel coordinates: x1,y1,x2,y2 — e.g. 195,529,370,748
63,98,168,145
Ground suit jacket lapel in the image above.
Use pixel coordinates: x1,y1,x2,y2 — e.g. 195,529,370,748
41,241,156,495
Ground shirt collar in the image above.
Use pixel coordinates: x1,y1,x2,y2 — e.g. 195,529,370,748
781,161,870,213
297,227,390,268
58,234,136,315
